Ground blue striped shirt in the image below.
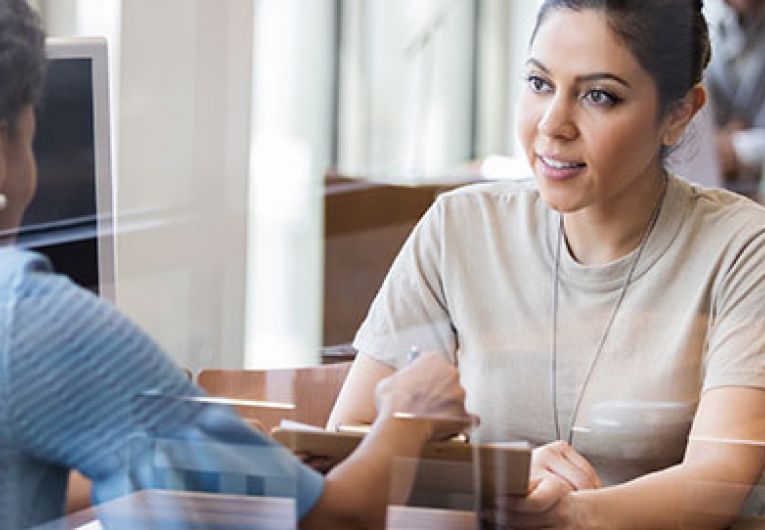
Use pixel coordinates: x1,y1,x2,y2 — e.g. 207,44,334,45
0,248,323,528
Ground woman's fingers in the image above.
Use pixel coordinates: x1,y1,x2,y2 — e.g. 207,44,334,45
485,474,580,529
501,472,571,514
533,441,602,490
560,443,602,488
483,503,558,528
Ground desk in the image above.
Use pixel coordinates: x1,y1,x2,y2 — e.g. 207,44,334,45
36,489,765,530
40,489,476,530
387,504,475,529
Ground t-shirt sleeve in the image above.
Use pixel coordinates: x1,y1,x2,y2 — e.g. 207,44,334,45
704,231,765,390
5,256,323,520
107,402,325,520
353,197,457,368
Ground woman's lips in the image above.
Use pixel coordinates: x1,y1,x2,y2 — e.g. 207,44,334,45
536,155,587,180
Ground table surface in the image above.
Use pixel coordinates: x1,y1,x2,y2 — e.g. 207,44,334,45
37,489,765,530
38,489,478,530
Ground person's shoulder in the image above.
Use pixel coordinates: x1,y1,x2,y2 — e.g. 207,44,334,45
0,248,53,292
0,247,106,322
679,177,765,237
682,178,765,216
435,178,540,209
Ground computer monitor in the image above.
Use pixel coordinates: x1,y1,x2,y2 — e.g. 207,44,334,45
17,37,115,301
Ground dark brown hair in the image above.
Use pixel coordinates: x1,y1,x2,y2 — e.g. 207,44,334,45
0,0,46,135
531,0,711,115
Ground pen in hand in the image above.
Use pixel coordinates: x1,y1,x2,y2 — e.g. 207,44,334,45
406,346,460,368
400,346,469,443
406,346,421,365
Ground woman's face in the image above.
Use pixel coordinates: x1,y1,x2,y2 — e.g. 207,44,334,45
518,9,670,215
0,106,37,225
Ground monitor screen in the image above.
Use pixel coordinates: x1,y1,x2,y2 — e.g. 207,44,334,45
17,37,115,301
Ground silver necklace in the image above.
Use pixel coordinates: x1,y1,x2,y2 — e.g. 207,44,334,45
551,178,667,444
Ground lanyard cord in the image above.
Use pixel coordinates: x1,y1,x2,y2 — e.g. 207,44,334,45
551,178,667,444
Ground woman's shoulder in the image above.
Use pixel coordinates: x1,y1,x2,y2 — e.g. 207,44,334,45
674,177,765,257
678,177,765,229
435,178,541,210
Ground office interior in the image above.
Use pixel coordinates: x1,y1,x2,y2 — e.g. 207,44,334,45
27,0,747,372
13,0,765,527
24,0,546,373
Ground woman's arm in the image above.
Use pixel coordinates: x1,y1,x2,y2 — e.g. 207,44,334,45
504,386,765,529
303,352,471,530
326,354,395,429
581,386,765,529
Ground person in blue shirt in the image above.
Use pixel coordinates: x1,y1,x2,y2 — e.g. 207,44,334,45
0,1,472,529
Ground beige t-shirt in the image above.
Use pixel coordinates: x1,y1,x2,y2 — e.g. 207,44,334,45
354,175,765,485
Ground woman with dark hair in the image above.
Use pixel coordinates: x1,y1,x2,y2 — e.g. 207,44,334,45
0,1,471,529
331,0,765,527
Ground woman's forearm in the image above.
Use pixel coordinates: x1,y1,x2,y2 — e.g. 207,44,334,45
573,457,759,529
573,389,765,529
326,355,394,430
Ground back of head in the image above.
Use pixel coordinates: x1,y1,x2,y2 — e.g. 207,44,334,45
532,0,712,115
0,0,46,134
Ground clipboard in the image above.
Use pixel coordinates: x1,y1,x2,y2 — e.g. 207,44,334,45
272,427,531,499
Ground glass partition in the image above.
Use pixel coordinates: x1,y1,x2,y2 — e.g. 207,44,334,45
6,0,765,529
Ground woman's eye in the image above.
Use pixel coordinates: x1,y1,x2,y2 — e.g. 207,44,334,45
526,75,552,94
583,89,620,107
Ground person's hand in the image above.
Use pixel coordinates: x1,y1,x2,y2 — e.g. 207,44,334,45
374,351,475,440
717,120,747,178
484,441,600,528
488,476,584,529
295,452,341,475
529,441,602,491
717,129,739,176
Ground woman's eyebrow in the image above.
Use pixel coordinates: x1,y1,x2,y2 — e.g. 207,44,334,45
576,72,631,88
525,58,550,73
525,58,632,88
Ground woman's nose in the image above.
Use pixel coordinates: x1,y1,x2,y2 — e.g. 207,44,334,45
538,95,577,140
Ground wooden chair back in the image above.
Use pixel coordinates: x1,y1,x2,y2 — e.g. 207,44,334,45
196,362,352,432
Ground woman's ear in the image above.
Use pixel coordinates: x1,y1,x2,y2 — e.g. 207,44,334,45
662,84,707,147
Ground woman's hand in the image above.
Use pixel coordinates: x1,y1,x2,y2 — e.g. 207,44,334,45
530,441,602,492
485,441,600,529
488,477,583,529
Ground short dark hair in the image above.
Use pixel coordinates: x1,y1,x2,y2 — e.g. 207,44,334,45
530,0,712,116
0,0,46,134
